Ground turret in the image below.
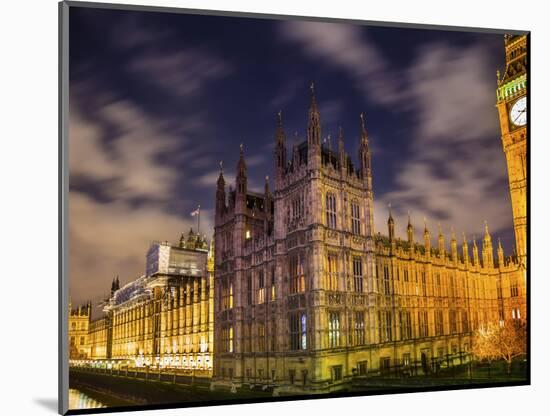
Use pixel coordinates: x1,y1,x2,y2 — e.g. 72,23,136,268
215,161,226,221
388,204,395,242
462,232,469,265
358,113,372,189
497,238,505,267
307,83,321,169
186,228,194,249
451,228,458,262
274,110,287,189
235,144,247,213
438,223,445,258
423,218,431,255
264,175,272,233
338,126,346,172
472,236,480,267
407,212,414,246
482,221,494,268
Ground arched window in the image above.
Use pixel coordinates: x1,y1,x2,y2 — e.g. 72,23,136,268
325,192,337,229
351,200,361,234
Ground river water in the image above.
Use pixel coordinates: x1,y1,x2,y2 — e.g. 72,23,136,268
68,388,107,410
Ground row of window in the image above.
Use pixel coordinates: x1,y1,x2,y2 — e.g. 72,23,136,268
377,265,495,300
70,322,87,331
221,256,511,309
325,193,364,234
70,336,86,346
220,308,477,354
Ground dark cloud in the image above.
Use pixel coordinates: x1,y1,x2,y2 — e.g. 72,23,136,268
68,9,513,307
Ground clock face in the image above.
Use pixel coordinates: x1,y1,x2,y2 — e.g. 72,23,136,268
510,96,527,127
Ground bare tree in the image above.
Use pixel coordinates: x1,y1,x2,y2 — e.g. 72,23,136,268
472,320,526,375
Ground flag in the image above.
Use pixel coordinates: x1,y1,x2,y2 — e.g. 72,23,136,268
190,207,200,217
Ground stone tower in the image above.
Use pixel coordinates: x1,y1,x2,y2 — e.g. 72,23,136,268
496,34,528,269
212,85,377,392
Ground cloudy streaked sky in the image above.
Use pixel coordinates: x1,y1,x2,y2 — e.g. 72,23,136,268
69,6,513,309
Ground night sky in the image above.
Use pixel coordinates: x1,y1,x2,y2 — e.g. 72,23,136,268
68,6,513,312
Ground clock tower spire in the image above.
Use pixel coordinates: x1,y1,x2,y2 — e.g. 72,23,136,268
496,34,528,269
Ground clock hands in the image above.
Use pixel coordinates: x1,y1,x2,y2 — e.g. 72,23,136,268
513,108,526,124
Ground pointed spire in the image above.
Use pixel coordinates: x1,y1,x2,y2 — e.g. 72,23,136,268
482,220,494,268
450,227,458,261
387,203,395,242
462,232,469,264
276,110,286,146
338,126,346,171
407,211,414,245
360,112,368,141
275,110,287,181
310,82,318,111
307,83,321,148
497,237,505,266
264,175,270,195
216,160,227,221
275,111,287,187
438,223,445,256
484,220,492,242
236,143,247,195
338,126,344,151
217,160,225,188
472,235,479,266
358,113,371,183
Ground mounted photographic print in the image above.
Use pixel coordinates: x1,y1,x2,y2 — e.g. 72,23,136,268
59,1,529,414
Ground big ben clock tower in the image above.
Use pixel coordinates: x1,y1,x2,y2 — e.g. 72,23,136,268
496,34,528,269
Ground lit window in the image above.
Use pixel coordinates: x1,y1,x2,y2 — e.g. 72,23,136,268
354,312,365,345
289,312,307,350
257,270,265,304
245,230,251,239
327,254,338,291
328,312,340,348
289,255,305,294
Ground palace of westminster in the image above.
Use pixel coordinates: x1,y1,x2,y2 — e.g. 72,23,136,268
69,35,527,393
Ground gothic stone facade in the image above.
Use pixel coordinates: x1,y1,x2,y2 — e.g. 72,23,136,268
87,231,215,372
68,302,91,360
212,84,526,394
496,34,528,270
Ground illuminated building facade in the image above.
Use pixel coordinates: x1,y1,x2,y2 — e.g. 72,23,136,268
78,35,527,393
88,315,109,360
496,34,528,321
68,301,91,359
212,76,526,392
87,230,215,371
